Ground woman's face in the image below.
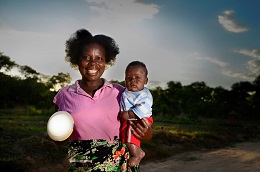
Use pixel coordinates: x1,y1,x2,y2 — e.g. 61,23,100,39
79,43,106,82
125,66,148,92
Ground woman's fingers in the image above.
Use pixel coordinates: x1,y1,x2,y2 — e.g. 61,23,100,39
129,120,140,139
130,118,149,139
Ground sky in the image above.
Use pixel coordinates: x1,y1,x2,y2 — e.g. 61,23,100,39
0,0,260,90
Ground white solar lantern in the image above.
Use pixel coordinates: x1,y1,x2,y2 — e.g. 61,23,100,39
47,111,74,141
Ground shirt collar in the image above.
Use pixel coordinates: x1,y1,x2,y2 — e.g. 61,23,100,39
68,78,113,93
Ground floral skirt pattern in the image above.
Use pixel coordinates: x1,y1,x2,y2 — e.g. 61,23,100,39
68,138,139,172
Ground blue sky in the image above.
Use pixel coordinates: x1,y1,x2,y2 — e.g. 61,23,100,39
0,0,259,89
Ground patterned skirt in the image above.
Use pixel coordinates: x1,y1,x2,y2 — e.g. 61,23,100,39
68,138,139,172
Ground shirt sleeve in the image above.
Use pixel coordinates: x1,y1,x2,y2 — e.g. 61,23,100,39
131,88,153,119
120,90,133,111
53,89,63,110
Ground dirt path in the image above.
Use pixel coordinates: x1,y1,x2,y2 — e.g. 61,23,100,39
140,141,260,172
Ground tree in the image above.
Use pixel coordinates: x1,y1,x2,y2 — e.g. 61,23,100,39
48,72,72,91
210,86,230,118
0,72,18,108
252,75,260,118
19,65,40,79
179,82,213,117
164,81,183,115
230,81,255,119
0,52,17,72
150,86,171,118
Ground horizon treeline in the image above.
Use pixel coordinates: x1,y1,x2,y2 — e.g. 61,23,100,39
1,52,259,120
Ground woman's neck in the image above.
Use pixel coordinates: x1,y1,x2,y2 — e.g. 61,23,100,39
80,79,104,97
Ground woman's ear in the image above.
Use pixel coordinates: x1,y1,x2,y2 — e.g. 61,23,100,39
145,77,148,84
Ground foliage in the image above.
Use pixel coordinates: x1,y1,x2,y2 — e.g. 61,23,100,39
0,52,17,72
0,52,71,109
0,72,56,109
19,65,40,79
48,72,72,91
150,79,260,120
1,52,259,120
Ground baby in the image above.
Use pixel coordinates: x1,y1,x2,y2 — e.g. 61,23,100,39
120,61,153,167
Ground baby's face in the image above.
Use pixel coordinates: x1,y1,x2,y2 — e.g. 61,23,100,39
125,66,148,92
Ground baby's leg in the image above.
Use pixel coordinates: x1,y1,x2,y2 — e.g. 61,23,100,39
126,143,145,167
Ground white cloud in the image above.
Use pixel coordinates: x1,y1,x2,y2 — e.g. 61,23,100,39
222,69,255,81
194,51,257,82
86,0,159,27
223,48,260,81
223,10,233,15
81,0,166,87
234,48,260,75
194,52,228,67
248,59,260,75
234,49,260,60
218,10,248,33
0,0,163,87
204,57,228,67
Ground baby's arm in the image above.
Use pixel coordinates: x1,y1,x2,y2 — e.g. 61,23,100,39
131,97,153,119
129,88,153,119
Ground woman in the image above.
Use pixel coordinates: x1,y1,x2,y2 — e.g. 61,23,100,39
53,29,152,171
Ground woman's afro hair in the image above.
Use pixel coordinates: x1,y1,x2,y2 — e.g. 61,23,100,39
65,29,120,68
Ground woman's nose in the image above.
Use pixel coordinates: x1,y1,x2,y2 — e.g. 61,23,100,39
88,58,97,65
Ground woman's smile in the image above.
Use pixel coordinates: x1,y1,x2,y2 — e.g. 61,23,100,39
79,43,106,81
87,69,98,74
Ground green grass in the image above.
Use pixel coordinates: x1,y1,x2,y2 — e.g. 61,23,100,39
0,112,69,171
0,111,260,171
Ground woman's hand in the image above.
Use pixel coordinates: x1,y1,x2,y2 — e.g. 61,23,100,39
119,111,130,122
129,118,152,142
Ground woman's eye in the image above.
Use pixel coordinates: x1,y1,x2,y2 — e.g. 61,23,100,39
96,57,102,61
82,56,90,60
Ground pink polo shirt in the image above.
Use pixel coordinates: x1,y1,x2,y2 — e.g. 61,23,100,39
53,79,124,142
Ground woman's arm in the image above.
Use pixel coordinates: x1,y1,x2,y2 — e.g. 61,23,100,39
54,104,59,112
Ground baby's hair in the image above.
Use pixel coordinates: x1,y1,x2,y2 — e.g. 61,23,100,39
125,61,148,76
65,29,120,68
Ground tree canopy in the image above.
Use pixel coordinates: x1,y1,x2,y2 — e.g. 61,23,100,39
1,52,259,119
0,52,71,109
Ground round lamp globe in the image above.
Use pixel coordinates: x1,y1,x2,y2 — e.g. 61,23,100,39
47,111,74,141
